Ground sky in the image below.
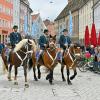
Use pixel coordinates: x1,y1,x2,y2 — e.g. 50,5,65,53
28,0,68,21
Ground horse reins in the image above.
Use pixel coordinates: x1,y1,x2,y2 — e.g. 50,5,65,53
15,41,33,66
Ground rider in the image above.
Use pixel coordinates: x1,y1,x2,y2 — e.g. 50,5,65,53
58,29,72,62
9,25,22,49
36,29,49,61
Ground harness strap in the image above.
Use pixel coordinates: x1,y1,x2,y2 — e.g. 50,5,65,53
46,50,57,66
16,52,27,66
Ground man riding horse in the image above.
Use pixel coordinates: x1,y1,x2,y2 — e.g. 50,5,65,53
58,29,72,62
37,29,49,61
10,25,22,49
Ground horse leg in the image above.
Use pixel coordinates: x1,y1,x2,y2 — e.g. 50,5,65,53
49,70,53,85
8,64,12,81
33,67,38,81
24,67,29,88
37,64,41,79
66,68,72,85
70,68,77,80
61,64,66,81
14,67,18,85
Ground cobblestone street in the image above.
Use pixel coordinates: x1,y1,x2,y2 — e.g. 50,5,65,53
0,57,100,100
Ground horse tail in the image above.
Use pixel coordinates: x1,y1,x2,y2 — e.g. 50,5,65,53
28,58,33,71
1,50,8,72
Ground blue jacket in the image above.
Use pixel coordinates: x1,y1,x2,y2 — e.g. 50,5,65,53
10,32,22,46
59,35,71,50
0,43,4,54
39,35,49,49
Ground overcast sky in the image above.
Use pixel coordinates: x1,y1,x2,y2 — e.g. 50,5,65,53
28,0,68,21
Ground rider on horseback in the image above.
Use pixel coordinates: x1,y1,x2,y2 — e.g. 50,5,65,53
36,29,49,61
58,29,72,62
9,25,22,49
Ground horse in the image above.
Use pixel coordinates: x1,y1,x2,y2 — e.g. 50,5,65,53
2,39,37,88
60,43,81,85
29,35,58,85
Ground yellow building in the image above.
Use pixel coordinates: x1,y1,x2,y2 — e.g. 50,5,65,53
54,0,82,42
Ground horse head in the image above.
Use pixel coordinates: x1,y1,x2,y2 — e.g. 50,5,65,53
69,43,81,58
49,35,56,50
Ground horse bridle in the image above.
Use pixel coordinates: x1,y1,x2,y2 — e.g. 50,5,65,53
15,41,33,66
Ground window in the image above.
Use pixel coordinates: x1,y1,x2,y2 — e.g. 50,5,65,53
0,4,2,12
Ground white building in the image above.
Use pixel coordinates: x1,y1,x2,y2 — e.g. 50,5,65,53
31,13,47,39
13,0,20,31
13,0,32,35
94,0,100,33
79,0,93,41
20,0,33,35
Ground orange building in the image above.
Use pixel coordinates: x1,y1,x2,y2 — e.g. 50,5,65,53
44,19,56,36
0,0,13,43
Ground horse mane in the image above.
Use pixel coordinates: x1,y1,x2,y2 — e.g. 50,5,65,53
29,39,37,52
14,39,37,52
14,39,28,52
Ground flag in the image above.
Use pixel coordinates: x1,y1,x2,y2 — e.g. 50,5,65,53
24,16,28,34
68,11,73,36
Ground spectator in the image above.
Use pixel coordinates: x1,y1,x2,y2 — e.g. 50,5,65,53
93,47,98,70
97,47,100,67
89,45,95,55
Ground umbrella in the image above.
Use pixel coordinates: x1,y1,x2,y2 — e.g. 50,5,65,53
84,26,90,47
98,31,100,45
90,23,97,47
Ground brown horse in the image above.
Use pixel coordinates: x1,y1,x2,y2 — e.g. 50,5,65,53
29,35,58,84
61,44,81,85
2,39,37,88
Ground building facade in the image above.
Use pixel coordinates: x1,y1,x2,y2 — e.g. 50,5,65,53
0,0,13,43
93,0,100,34
31,13,47,40
13,0,20,31
44,19,56,36
79,0,93,42
20,0,33,36
54,0,82,42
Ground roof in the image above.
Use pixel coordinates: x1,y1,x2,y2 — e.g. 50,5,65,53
44,19,54,26
79,0,90,9
54,0,89,21
32,13,40,21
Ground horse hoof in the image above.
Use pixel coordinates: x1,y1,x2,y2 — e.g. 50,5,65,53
62,78,66,82
46,77,49,80
8,78,12,81
38,76,41,79
25,84,29,88
70,76,74,80
8,77,12,81
68,82,72,85
46,75,50,80
14,82,18,85
49,80,53,85
34,78,38,81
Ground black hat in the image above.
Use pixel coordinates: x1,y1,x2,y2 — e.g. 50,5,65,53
13,25,18,29
63,29,68,32
44,29,48,33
